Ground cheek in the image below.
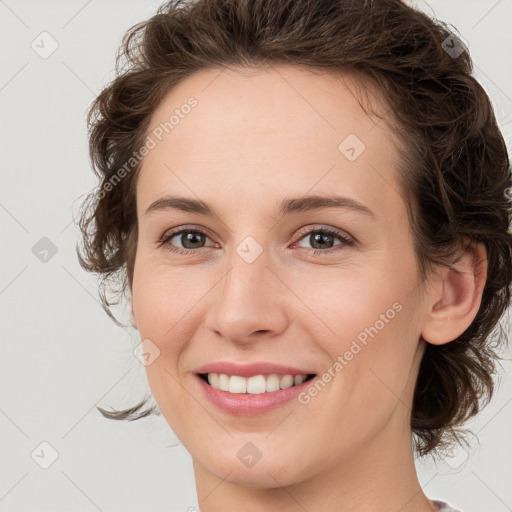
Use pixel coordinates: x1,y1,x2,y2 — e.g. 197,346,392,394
289,264,406,347
294,256,422,402
131,262,202,434
131,259,216,391
132,257,204,336
295,280,420,458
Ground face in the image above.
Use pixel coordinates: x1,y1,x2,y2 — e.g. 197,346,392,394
131,65,427,487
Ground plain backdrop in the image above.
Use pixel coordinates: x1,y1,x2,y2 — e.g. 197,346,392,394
1,1,511,511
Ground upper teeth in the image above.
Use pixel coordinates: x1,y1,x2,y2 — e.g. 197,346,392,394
207,373,308,394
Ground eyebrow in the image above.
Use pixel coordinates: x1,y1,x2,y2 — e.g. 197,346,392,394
144,194,376,219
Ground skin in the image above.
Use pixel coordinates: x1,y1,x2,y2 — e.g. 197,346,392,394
130,65,487,512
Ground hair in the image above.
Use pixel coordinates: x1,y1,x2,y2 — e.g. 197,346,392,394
77,0,512,457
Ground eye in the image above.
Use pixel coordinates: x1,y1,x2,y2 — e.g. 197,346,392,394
292,226,354,253
157,225,354,256
157,226,216,255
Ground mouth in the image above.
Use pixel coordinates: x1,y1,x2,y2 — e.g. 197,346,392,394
197,372,317,395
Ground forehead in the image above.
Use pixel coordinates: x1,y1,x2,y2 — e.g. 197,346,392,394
137,65,404,221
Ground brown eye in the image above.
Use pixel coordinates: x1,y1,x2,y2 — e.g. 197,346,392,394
158,227,216,255
170,230,207,249
294,227,353,253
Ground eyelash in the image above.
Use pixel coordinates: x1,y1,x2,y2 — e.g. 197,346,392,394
157,225,354,256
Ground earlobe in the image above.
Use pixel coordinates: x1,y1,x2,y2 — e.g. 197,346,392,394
421,241,487,345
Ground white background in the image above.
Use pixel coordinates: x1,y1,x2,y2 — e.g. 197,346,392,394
1,1,511,511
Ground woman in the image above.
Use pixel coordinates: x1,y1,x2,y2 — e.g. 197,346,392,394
78,0,512,510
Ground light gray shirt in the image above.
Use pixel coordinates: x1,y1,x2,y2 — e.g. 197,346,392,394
431,499,462,511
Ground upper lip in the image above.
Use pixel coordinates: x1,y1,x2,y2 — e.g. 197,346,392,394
194,361,317,378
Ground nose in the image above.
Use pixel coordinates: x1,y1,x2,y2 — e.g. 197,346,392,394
204,245,289,345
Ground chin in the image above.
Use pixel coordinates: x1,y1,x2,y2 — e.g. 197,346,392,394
194,442,314,489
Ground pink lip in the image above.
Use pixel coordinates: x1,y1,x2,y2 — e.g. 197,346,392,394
194,361,315,378
194,373,316,416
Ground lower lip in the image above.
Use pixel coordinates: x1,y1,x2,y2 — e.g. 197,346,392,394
195,374,315,416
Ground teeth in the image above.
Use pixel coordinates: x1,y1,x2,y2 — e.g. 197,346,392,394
218,373,229,391
294,375,306,385
229,375,247,394
206,373,310,394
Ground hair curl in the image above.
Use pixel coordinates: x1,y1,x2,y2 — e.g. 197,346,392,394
77,0,512,457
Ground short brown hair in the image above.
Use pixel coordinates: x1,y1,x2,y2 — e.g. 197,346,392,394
78,0,512,457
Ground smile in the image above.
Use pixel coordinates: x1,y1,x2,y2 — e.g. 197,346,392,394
199,372,316,394
195,372,318,416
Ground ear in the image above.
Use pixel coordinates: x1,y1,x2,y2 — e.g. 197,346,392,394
421,240,487,345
